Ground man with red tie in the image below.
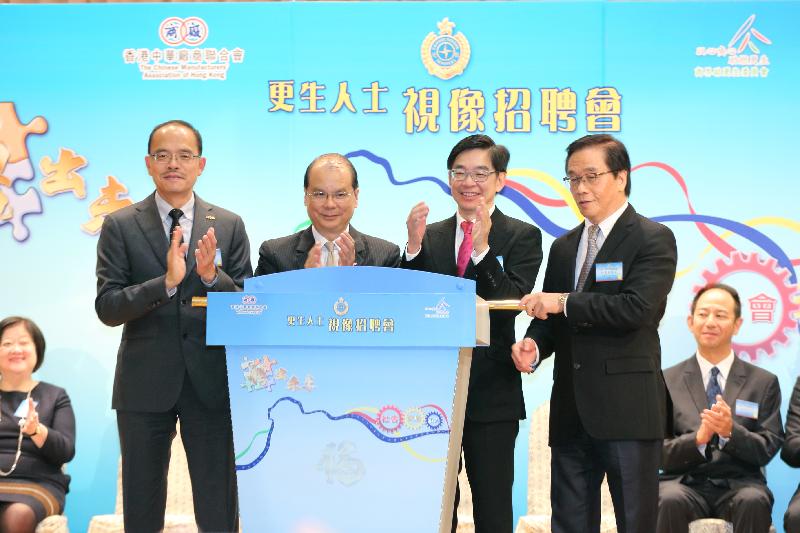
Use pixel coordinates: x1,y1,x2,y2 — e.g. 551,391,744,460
401,134,543,533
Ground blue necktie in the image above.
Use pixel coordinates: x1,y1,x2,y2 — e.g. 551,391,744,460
706,366,722,408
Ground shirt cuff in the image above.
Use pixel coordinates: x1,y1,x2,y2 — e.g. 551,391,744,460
202,271,219,288
471,245,490,264
404,244,421,262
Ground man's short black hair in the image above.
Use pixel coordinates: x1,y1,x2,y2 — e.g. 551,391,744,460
566,134,631,196
691,283,742,319
447,134,510,173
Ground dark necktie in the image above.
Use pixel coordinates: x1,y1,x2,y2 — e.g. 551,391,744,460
168,208,184,245
706,366,722,407
576,225,599,291
456,220,474,277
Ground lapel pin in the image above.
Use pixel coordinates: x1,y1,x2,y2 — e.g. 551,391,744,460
206,215,216,221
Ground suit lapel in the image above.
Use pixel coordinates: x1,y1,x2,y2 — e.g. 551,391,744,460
562,224,583,291
683,356,710,414
294,226,316,269
349,225,367,266
134,193,169,270
583,204,636,292
723,356,747,407
187,195,213,274
436,216,458,276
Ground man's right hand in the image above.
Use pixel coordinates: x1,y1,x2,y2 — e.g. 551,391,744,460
511,337,538,374
406,201,429,255
165,226,188,290
304,242,323,269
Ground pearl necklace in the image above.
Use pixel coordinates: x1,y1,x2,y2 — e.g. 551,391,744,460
0,387,33,477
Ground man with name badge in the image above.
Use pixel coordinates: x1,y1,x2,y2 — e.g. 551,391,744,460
511,134,678,533
658,283,784,533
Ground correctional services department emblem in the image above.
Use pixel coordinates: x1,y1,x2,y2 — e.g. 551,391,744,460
421,18,471,80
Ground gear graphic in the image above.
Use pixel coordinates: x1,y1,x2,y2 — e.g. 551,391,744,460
695,251,799,361
425,411,444,431
403,407,425,431
376,405,404,433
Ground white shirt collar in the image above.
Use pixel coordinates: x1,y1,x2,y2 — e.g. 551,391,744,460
311,224,350,247
696,350,735,383
456,204,496,227
154,191,194,224
585,201,628,237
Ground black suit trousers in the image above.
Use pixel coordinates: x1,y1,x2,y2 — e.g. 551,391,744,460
117,372,239,533
452,419,519,533
550,424,660,533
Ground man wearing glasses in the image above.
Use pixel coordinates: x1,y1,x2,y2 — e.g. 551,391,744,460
95,120,252,532
402,134,543,533
254,152,400,275
511,134,677,533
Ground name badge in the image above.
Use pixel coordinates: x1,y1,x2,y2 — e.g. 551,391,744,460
214,248,223,267
496,256,504,269
735,399,759,419
13,399,38,418
595,262,623,282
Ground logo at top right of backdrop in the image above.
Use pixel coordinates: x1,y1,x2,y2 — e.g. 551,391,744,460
421,18,471,80
694,14,772,79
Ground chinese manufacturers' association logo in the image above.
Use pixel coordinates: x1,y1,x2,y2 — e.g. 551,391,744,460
333,297,350,316
159,17,209,47
421,18,471,80
424,297,451,319
122,17,245,81
694,14,772,79
230,295,268,316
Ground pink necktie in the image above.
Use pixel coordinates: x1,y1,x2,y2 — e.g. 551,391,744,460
456,220,474,277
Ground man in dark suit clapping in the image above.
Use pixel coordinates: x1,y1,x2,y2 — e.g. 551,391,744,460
255,153,399,275
659,284,783,533
402,134,543,533
96,120,252,532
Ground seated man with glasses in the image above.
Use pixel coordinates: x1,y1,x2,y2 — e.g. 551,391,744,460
255,153,400,275
402,134,543,533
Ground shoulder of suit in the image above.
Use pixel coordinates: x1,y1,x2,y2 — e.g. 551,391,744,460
663,357,692,380
106,195,148,221
633,210,674,237
359,232,400,251
427,216,456,233
34,380,69,398
497,210,541,234
260,229,306,250
735,357,779,382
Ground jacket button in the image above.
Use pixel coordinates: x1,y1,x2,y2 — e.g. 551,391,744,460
573,363,581,370
181,299,187,305
182,333,188,340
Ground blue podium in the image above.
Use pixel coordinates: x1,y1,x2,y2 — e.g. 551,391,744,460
206,267,489,533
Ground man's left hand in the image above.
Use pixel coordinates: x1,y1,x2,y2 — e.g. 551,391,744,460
471,197,491,255
701,395,733,439
336,232,356,266
195,227,218,284
521,292,564,320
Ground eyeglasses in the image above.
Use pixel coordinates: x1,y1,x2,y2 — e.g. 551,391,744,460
305,191,354,204
563,170,616,188
149,151,201,164
449,169,497,183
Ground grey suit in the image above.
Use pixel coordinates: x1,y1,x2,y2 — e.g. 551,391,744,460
254,225,400,275
658,355,784,533
781,377,800,532
96,192,252,532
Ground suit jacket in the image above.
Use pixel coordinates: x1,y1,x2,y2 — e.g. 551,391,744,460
525,204,677,443
783,377,800,497
95,193,252,412
661,355,784,488
401,208,542,422
254,225,400,275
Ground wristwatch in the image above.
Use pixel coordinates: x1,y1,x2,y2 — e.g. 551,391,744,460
558,293,569,314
